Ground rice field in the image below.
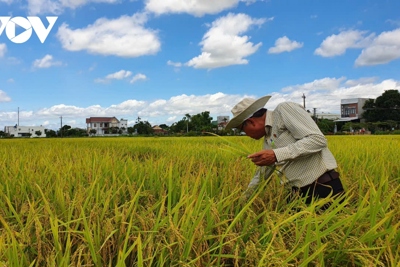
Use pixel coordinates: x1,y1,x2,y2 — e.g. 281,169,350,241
0,135,399,266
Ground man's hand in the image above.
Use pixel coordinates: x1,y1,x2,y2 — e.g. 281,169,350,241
248,149,277,166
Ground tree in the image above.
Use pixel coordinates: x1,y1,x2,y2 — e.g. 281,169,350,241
190,111,213,132
89,129,97,135
35,130,42,136
110,127,119,134
362,99,378,122
127,127,136,135
133,121,154,135
159,124,169,130
184,113,191,133
363,89,400,122
59,125,71,137
45,129,57,138
170,120,187,133
316,119,335,134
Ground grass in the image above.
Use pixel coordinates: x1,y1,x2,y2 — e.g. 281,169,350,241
0,135,399,266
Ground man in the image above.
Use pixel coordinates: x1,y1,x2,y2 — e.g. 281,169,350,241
225,95,345,209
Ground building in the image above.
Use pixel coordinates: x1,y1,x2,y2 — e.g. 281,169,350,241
86,117,128,135
4,125,46,138
217,116,230,124
152,125,168,135
335,98,372,122
214,115,230,130
314,112,340,120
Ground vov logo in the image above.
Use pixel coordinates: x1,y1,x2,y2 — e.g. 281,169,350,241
0,16,58,44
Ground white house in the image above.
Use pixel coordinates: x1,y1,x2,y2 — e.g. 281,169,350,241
86,117,128,135
4,125,46,138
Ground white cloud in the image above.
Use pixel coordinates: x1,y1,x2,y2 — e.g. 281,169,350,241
0,92,243,128
241,0,257,5
167,60,182,67
145,0,239,17
0,43,6,57
95,70,134,83
186,13,267,69
386,19,400,27
35,101,146,118
0,110,34,125
32,54,62,68
95,70,147,84
281,77,346,93
240,0,268,5
0,90,11,102
268,36,303,54
1,79,399,128
355,28,400,66
0,0,13,4
345,77,378,86
106,70,132,80
27,0,119,15
166,116,177,124
139,92,244,118
275,77,400,113
57,13,160,58
130,73,147,84
314,30,373,57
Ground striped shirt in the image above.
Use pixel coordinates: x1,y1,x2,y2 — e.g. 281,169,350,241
246,102,338,191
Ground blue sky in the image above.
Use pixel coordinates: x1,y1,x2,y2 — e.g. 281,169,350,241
1,0,400,130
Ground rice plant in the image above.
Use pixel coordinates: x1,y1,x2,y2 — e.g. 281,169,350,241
0,135,398,266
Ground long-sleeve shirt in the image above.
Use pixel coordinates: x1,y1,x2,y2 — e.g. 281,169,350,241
245,102,338,194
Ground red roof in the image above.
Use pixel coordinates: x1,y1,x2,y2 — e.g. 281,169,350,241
86,117,119,123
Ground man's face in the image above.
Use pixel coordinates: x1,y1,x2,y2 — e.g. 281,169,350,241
240,117,265,140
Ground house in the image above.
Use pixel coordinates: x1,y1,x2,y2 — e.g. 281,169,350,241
4,125,46,138
86,117,128,135
152,125,167,135
214,115,230,130
335,98,372,123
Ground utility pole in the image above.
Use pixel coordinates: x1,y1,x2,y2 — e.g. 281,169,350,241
60,116,63,138
302,93,306,109
17,107,19,126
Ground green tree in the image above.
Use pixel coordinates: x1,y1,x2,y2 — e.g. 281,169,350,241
362,90,400,122
170,120,187,133
159,124,169,130
184,113,191,133
190,111,213,132
35,130,42,136
45,129,57,138
66,128,88,137
110,127,119,134
317,119,335,134
59,125,71,137
127,127,135,135
134,121,154,135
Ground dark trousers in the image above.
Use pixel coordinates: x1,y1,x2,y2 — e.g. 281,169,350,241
289,170,345,210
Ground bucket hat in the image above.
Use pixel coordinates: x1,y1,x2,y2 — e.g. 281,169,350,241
225,95,271,130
